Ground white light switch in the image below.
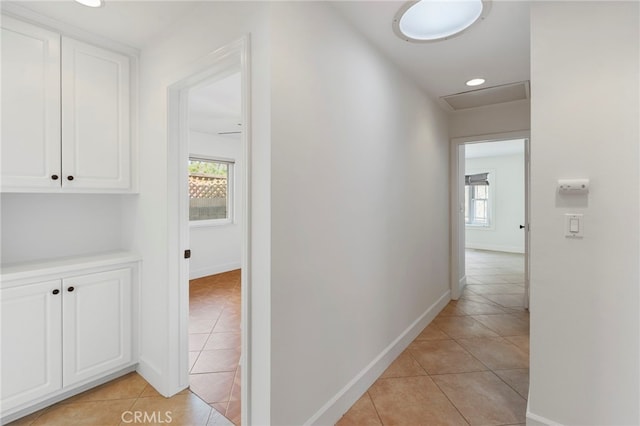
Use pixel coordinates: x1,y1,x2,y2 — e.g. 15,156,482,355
570,218,579,233
565,214,584,238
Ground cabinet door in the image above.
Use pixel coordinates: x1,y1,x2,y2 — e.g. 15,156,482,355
62,268,132,386
1,17,61,191
61,37,130,191
1,281,63,411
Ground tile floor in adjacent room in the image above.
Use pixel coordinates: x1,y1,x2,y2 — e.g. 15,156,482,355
188,270,242,426
336,249,528,426
8,270,241,426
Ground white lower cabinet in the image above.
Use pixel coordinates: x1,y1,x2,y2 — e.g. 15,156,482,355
1,280,63,410
0,254,138,419
62,268,132,387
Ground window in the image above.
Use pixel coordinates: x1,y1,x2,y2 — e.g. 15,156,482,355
465,173,490,226
188,158,233,223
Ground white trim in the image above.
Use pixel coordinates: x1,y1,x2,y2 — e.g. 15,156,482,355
166,35,252,425
136,357,165,394
458,275,467,300
526,404,564,426
0,365,137,424
189,262,241,280
465,243,525,254
305,290,451,426
1,3,139,56
450,130,530,303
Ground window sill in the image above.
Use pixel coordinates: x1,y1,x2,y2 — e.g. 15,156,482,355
465,224,493,231
189,219,234,228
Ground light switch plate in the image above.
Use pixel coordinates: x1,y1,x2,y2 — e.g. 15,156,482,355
565,214,584,238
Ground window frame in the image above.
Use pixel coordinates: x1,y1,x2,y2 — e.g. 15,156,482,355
188,156,235,228
464,169,494,229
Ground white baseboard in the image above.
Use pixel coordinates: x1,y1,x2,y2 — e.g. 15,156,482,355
527,400,563,426
465,243,524,254
305,290,451,426
1,365,136,425
455,275,467,300
137,356,165,395
189,262,241,280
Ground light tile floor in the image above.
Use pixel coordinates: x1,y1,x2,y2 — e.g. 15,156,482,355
8,270,241,426
7,373,233,426
10,252,524,426
336,249,528,426
188,270,242,425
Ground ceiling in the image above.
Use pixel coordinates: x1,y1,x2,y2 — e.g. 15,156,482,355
3,1,199,49
189,72,242,136
465,139,525,159
331,1,530,100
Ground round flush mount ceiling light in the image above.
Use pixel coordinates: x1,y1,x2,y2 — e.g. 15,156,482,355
74,0,103,7
466,78,486,86
393,0,491,43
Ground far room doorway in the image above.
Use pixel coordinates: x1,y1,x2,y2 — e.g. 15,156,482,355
186,70,243,424
464,139,528,312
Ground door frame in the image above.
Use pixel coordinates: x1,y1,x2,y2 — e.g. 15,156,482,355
450,130,531,306
166,36,251,424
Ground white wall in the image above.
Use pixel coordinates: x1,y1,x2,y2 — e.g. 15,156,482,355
529,2,639,425
449,99,530,139
270,3,450,424
134,3,271,423
188,131,241,279
465,153,525,253
1,194,128,264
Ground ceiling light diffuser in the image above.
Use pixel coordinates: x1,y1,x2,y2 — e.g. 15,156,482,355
393,0,491,42
74,0,103,7
466,78,486,86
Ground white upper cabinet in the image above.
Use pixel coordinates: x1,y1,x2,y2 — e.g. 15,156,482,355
61,37,130,190
1,17,133,193
1,16,61,190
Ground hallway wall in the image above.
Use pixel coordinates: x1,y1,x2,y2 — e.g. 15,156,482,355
449,100,530,140
270,3,450,424
529,2,639,424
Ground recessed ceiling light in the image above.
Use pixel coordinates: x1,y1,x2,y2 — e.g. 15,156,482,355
466,78,486,86
74,0,103,8
393,0,491,43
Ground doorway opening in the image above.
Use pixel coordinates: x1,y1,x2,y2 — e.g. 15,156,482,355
450,131,530,310
167,37,250,426
463,139,528,312
186,71,243,424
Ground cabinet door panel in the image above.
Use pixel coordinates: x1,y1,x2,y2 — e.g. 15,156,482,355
1,17,61,191
1,280,62,411
61,37,130,190
62,268,132,386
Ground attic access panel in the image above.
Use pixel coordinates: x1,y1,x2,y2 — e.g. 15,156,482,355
441,81,530,111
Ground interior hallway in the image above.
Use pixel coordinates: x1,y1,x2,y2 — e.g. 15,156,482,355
337,250,529,425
